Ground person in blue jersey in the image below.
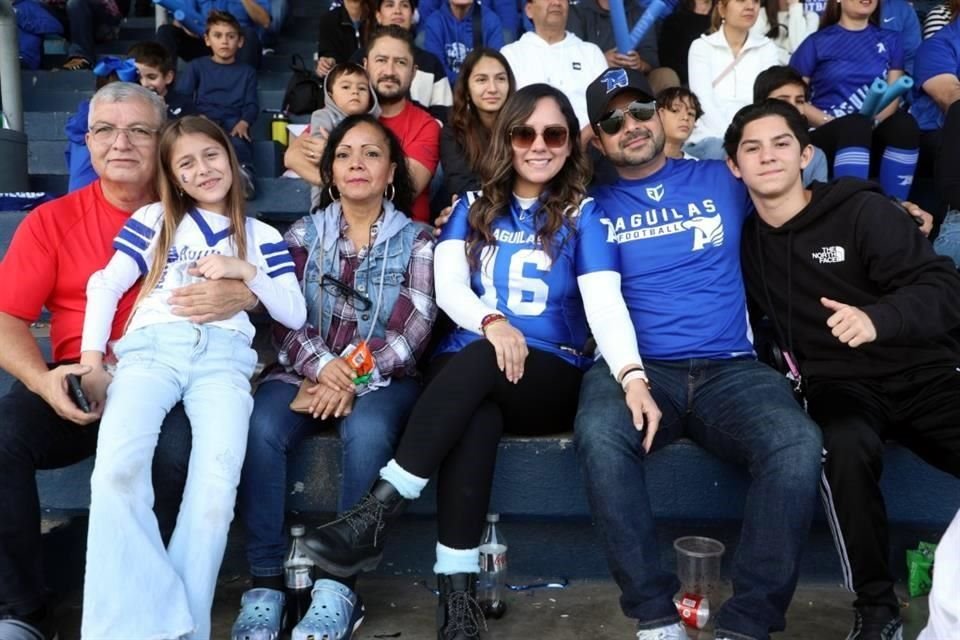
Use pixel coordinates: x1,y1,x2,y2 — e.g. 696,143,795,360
911,10,960,266
726,99,960,640
575,67,823,640
789,0,921,200
422,0,506,85
299,83,661,640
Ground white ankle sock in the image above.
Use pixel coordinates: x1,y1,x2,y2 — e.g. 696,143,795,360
432,542,481,575
379,459,428,500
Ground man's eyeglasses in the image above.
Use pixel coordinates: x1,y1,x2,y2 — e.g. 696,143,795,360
88,125,159,146
321,274,372,312
509,125,569,149
596,100,657,136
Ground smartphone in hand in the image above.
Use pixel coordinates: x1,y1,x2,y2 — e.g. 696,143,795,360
66,373,92,413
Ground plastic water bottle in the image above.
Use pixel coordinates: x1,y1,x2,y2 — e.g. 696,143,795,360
284,524,314,630
478,513,508,619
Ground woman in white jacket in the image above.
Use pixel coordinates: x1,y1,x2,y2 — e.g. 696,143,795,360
751,0,820,63
686,0,780,159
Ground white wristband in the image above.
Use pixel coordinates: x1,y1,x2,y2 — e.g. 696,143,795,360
621,370,649,391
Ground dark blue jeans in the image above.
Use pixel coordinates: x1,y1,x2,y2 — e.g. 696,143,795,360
574,358,822,640
0,377,191,618
238,378,418,578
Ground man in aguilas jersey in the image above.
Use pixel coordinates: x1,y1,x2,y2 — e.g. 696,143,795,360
573,67,823,640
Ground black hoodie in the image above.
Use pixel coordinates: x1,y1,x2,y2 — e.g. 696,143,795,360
742,178,960,383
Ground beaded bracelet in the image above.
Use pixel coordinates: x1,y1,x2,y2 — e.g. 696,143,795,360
481,313,507,335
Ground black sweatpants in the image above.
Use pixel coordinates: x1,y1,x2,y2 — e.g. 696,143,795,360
393,339,583,549
806,366,960,612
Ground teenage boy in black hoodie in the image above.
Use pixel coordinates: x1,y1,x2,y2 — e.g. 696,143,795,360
725,99,960,640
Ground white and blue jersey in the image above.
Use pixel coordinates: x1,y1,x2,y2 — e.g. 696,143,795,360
434,194,619,368
591,159,755,361
82,202,305,355
791,24,904,116
911,19,960,131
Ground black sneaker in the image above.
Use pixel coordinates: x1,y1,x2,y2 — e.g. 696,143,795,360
846,606,904,640
301,479,406,577
436,573,485,640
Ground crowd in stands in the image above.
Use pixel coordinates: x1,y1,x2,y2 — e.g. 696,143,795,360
5,0,960,638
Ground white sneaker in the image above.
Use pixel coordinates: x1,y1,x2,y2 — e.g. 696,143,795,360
636,622,689,639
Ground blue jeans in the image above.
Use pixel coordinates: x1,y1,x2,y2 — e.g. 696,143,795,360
574,358,822,640
934,210,960,269
239,378,418,577
82,323,257,640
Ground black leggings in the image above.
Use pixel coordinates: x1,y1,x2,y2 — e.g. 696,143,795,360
811,111,919,175
393,339,583,549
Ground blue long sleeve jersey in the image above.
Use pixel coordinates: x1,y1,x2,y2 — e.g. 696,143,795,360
434,193,620,369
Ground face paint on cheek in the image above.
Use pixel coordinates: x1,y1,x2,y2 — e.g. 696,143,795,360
180,173,190,185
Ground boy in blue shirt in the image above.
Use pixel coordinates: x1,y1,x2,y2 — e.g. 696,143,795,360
177,10,258,196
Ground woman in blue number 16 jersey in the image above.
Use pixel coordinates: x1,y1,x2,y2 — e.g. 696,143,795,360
300,83,662,640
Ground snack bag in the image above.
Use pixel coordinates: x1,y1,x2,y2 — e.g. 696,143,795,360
906,541,937,597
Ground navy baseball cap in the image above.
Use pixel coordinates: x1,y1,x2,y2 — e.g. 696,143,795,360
586,68,655,127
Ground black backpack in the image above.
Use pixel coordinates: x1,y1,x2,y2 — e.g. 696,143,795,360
282,54,325,115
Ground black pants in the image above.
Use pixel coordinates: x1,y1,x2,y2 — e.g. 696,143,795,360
393,340,583,549
806,367,960,612
0,378,191,618
811,111,920,178
155,23,262,69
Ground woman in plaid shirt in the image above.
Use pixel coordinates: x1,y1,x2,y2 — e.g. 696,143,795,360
231,114,437,640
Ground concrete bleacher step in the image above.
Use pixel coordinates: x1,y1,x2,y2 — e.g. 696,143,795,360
19,175,309,218
28,139,287,178
33,432,960,578
18,89,289,112
22,70,299,93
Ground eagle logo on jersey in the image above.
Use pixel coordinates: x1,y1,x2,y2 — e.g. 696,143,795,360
599,218,618,242
600,69,629,93
646,184,665,202
682,215,724,251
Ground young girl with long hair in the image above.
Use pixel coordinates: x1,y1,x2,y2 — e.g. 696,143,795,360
300,84,660,640
440,48,516,199
78,115,306,639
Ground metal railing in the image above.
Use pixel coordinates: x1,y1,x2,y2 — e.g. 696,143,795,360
0,0,24,132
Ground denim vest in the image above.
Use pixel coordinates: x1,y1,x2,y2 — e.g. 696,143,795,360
301,200,424,344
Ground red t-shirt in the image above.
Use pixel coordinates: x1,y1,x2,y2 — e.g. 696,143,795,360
0,181,141,362
380,100,441,223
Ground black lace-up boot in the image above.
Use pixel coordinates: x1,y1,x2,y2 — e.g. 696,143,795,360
436,573,486,640
301,479,406,577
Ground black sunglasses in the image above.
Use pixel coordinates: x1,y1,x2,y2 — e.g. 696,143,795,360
321,273,372,312
509,125,569,149
596,100,658,135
